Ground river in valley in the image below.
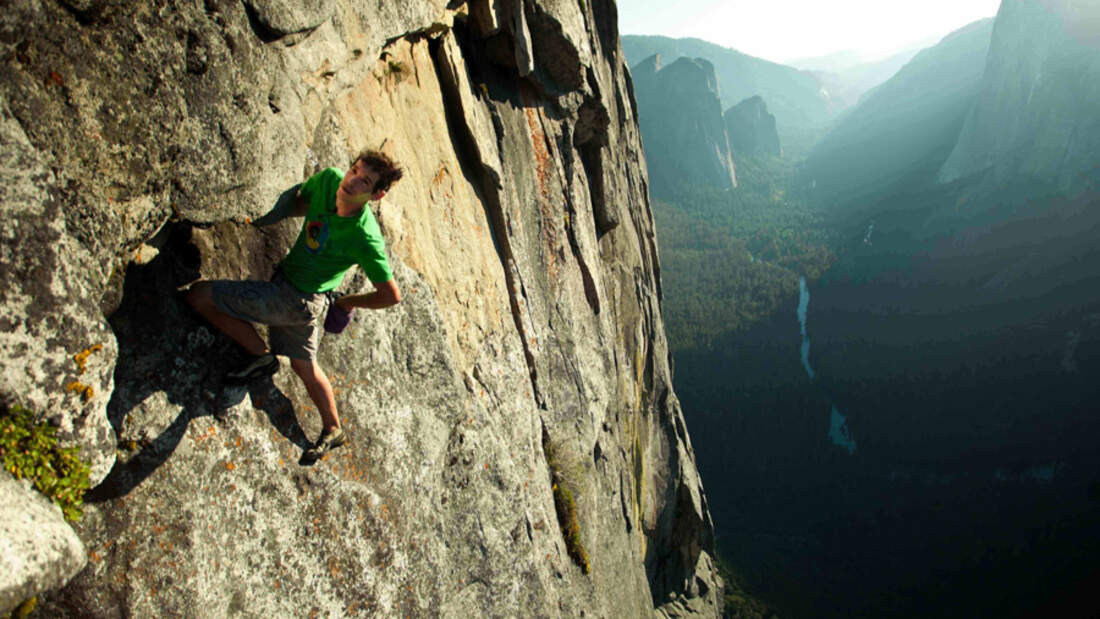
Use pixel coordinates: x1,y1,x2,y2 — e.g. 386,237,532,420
798,275,857,455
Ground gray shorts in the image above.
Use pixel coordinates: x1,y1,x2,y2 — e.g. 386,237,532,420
210,274,329,360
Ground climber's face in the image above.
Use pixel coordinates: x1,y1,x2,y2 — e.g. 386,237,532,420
338,160,385,204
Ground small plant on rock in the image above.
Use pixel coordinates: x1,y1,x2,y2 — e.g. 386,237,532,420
386,60,406,77
543,434,591,574
1,405,91,522
552,480,590,574
9,595,37,619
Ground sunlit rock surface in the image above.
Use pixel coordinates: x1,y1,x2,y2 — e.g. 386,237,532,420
0,474,86,614
0,0,720,615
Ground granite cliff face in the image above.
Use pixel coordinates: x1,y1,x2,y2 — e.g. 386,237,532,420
938,0,1100,192
724,96,780,158
0,0,721,615
629,54,737,198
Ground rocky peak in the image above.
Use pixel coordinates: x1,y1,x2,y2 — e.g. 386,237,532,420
633,52,662,79
725,95,781,157
0,0,721,615
630,54,737,197
661,56,721,96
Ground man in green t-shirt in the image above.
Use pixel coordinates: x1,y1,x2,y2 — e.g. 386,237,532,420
187,149,404,460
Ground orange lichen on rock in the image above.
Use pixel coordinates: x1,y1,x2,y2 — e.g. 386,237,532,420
525,107,564,281
65,381,94,401
73,344,103,375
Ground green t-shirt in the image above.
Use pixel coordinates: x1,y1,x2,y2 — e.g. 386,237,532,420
278,167,393,293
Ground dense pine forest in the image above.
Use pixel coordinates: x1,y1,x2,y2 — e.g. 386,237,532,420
654,155,835,351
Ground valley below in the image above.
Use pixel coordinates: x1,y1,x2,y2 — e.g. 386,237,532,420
678,242,1100,617
631,2,1100,612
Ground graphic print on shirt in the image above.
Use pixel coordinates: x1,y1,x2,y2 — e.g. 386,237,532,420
305,219,329,254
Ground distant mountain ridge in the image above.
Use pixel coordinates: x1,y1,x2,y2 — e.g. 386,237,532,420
786,49,868,73
623,35,836,132
622,34,941,159
805,42,934,108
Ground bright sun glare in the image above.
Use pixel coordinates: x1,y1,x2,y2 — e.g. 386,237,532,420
615,0,1002,62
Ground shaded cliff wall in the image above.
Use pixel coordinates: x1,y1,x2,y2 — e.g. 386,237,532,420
630,54,737,198
724,95,780,158
0,0,720,615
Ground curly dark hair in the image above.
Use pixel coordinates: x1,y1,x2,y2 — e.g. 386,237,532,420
355,148,404,194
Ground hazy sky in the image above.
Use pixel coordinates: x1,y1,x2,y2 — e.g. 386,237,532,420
615,0,1002,63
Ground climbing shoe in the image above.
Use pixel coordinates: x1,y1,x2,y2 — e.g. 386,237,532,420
224,352,278,385
304,427,347,460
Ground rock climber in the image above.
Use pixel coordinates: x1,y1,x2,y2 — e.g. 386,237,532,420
186,148,404,460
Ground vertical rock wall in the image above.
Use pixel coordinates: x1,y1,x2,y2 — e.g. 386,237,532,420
630,53,738,197
0,0,720,615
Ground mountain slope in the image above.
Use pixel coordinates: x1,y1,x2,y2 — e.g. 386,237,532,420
803,18,994,205
938,0,1100,192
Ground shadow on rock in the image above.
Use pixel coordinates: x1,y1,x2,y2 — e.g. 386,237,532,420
247,380,312,452
86,224,311,502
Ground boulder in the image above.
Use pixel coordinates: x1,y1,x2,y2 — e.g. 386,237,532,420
0,474,86,614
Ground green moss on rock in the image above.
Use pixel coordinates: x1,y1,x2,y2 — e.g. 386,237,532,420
543,434,591,574
0,405,91,522
552,481,590,574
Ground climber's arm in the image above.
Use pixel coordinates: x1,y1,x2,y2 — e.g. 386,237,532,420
251,183,308,226
336,279,401,310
